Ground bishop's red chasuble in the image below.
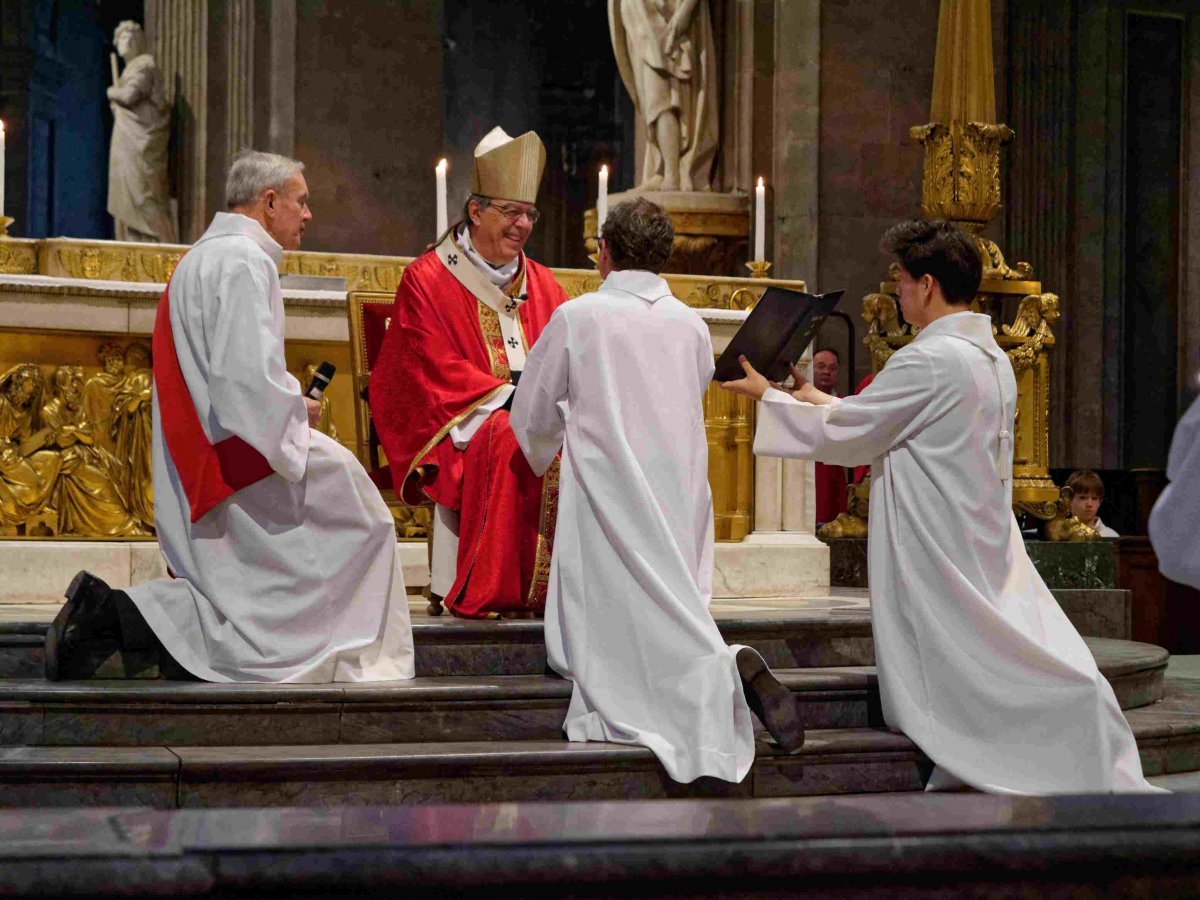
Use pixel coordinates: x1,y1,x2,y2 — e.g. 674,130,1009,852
370,235,569,617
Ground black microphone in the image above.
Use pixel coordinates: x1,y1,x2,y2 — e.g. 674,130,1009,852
305,362,336,400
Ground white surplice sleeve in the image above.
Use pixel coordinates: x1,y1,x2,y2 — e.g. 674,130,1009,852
509,307,570,477
755,344,938,468
1149,396,1200,589
206,251,310,482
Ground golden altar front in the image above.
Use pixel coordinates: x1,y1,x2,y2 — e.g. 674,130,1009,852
0,236,804,549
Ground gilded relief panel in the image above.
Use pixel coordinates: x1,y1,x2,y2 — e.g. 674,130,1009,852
0,329,351,538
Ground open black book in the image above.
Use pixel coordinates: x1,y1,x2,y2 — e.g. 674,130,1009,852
714,287,845,383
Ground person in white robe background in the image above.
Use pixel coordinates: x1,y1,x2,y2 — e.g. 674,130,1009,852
45,151,414,684
509,197,805,784
1149,394,1200,590
721,219,1159,794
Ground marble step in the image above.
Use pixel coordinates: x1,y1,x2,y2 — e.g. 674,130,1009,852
0,612,877,679
1,795,1198,898
0,668,881,747
0,635,1171,748
2,678,1199,809
0,612,1162,687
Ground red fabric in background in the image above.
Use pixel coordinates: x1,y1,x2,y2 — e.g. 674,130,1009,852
446,410,549,617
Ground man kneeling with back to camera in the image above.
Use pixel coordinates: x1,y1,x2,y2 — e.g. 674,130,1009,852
510,197,806,783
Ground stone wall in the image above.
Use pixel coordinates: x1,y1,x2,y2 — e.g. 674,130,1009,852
292,0,444,258
814,0,1007,393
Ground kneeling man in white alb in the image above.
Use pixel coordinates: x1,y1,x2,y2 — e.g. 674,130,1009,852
722,219,1160,794
510,197,805,784
46,151,415,683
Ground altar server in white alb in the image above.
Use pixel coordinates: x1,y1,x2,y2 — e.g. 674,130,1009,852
1149,394,1200,590
510,198,805,783
45,151,415,683
721,219,1158,794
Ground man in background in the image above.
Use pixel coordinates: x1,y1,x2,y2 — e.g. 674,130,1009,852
811,348,848,526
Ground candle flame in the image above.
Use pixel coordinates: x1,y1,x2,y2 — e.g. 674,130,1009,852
757,176,764,188
600,164,608,176
436,158,447,172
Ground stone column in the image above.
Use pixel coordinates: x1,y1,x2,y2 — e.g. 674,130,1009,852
225,0,255,161
770,0,819,285
713,344,828,598
145,0,209,243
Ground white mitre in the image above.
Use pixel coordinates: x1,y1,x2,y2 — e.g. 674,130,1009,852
471,126,546,204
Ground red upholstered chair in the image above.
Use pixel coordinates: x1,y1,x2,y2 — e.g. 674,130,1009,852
347,290,441,614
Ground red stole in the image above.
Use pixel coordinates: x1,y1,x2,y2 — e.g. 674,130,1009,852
152,280,274,523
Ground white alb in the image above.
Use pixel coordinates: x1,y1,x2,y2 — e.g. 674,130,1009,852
756,311,1157,793
511,268,757,783
126,212,414,683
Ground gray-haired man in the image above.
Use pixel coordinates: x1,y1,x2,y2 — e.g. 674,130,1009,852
46,151,415,683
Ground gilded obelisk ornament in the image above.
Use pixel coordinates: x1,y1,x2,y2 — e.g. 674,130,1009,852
821,0,1079,543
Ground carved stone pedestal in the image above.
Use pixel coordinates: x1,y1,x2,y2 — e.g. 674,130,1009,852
584,190,750,276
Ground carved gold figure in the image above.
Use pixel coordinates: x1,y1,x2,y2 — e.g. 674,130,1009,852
41,366,145,536
0,365,61,534
111,343,155,530
82,341,126,457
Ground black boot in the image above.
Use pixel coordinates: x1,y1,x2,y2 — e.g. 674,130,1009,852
45,571,123,681
736,647,806,752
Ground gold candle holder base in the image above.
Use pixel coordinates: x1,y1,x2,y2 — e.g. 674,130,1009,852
745,260,772,278
0,217,14,239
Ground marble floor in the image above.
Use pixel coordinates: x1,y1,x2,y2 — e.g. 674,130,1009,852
0,589,874,626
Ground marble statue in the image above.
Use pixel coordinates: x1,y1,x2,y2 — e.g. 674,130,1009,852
609,0,718,192
0,365,60,533
42,366,144,537
107,21,177,244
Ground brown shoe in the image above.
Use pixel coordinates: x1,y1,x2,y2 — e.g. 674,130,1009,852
736,647,806,752
45,571,120,681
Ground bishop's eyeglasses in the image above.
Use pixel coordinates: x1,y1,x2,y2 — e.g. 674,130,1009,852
487,201,541,224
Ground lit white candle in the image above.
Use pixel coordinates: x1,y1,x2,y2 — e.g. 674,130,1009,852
754,176,766,262
435,158,448,237
597,164,609,235
0,120,6,219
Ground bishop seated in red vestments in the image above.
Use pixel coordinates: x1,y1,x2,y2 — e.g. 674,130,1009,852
371,128,569,618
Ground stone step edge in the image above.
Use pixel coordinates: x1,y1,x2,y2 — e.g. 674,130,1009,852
0,668,877,706
0,728,922,779
3,702,1198,778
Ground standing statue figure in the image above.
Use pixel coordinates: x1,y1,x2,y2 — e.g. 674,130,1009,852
111,343,155,530
0,365,61,533
82,341,125,457
609,0,718,192
107,20,177,244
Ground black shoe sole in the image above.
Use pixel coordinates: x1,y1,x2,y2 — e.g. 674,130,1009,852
737,648,806,752
45,570,98,681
